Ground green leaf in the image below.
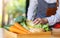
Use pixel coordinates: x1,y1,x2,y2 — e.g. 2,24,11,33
20,22,30,30
34,24,42,28
4,25,11,30
15,16,26,23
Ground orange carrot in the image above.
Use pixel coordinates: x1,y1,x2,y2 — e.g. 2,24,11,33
14,22,31,33
9,26,27,34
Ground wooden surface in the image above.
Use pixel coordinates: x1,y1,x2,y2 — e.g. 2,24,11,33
4,29,51,38
4,29,17,38
52,28,60,37
4,29,60,38
18,34,51,38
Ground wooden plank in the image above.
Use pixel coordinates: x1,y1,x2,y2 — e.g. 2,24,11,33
18,32,51,38
18,34,51,38
4,29,51,38
4,29,17,38
52,28,60,37
4,28,60,38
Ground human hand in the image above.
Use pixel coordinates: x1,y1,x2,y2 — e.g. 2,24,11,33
33,18,43,24
33,18,48,24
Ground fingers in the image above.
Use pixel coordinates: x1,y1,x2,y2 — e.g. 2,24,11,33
33,18,38,23
33,18,42,24
34,20,40,24
33,18,48,25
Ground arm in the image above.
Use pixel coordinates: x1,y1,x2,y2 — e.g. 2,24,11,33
27,0,38,20
45,0,56,3
46,0,60,26
33,0,60,25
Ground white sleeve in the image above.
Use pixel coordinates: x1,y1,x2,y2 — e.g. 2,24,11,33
45,0,56,3
46,0,60,26
27,0,38,20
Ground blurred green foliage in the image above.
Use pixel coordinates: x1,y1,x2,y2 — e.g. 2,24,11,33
6,0,26,18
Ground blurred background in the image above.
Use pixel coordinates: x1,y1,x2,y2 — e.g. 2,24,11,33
0,0,30,38
0,0,3,28
0,0,29,37
0,0,30,27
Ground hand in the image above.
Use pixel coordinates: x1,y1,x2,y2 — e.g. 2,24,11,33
33,18,48,24
33,18,42,24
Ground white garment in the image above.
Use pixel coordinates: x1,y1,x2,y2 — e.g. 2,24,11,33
27,0,60,25
27,0,38,20
47,0,60,25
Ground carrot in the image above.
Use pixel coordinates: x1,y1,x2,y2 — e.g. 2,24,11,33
14,22,31,33
9,26,27,34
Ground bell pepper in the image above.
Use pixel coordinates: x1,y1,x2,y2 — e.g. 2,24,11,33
54,23,60,28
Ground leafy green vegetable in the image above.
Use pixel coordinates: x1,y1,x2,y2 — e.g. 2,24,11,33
26,20,35,29
4,25,11,30
26,20,50,31
20,22,30,30
15,16,26,23
42,24,50,31
34,24,42,28
44,27,50,31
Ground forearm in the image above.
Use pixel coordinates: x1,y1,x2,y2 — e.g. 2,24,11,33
45,0,60,26
27,0,38,20
46,13,60,26
41,13,60,25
